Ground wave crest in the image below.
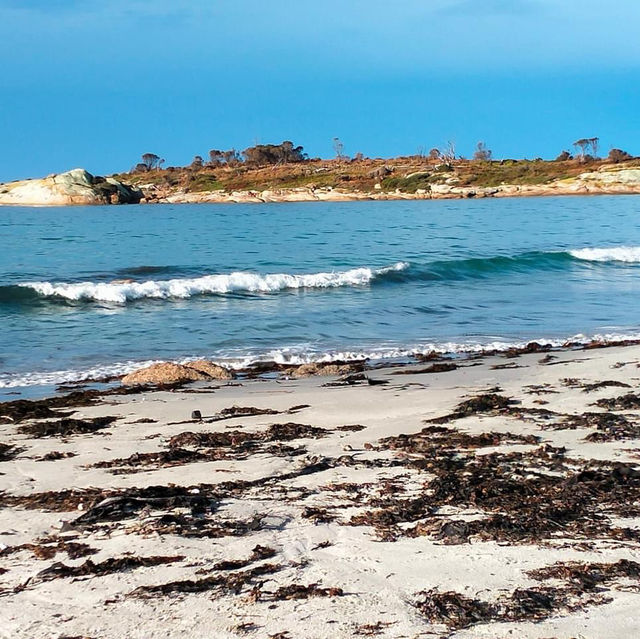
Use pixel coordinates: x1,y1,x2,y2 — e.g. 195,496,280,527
569,246,640,263
18,262,409,304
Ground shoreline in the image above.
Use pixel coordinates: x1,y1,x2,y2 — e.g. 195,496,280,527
3,163,640,207
1,342,640,637
5,334,640,400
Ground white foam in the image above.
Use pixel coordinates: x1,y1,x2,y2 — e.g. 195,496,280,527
570,246,640,263
18,262,410,304
4,331,640,390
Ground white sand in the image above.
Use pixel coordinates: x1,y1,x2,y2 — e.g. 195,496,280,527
1,346,640,638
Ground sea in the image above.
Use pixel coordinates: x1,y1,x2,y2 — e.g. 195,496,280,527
2,195,640,398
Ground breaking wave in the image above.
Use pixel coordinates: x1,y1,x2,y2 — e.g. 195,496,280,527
12,263,409,304
3,246,640,307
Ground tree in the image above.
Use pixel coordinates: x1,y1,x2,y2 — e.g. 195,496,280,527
439,141,457,164
428,148,442,161
573,138,598,161
555,150,572,161
608,148,633,163
190,155,204,170
141,153,162,170
208,150,224,166
473,141,492,162
243,141,306,166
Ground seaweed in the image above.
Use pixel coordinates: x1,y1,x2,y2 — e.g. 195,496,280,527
527,559,640,590
32,555,183,583
0,443,24,461
256,583,344,601
595,392,640,410
133,562,282,597
18,416,117,438
414,585,610,630
427,393,516,424
0,537,96,560
392,362,458,375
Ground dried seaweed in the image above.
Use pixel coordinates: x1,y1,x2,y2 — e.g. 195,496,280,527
414,586,610,630
18,416,117,438
392,362,458,375
35,451,78,461
427,393,516,424
0,386,151,424
0,443,24,461
133,562,282,597
527,559,640,590
595,392,640,410
0,538,96,560
581,380,631,393
346,417,640,544
256,583,344,601
32,555,183,583
198,545,276,573
336,424,366,432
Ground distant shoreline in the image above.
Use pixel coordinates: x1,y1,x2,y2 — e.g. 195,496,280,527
3,158,640,206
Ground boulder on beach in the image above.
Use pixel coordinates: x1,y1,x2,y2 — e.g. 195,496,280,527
290,362,361,378
185,359,236,380
121,361,234,386
0,168,143,206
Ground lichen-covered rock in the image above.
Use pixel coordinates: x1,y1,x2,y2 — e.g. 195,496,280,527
0,169,143,206
290,362,360,378
185,360,235,380
121,363,211,386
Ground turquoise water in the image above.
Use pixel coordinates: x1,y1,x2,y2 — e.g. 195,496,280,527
2,195,640,396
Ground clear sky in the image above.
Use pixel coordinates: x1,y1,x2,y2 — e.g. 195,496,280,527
1,0,639,181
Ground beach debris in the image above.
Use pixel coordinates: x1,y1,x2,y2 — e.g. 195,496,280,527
354,621,394,635
30,555,184,584
202,545,277,573
336,424,366,432
18,416,118,438
322,373,367,387
414,585,610,630
35,451,78,461
427,393,516,424
392,362,458,375
0,443,24,461
367,377,389,386
527,559,640,590
133,562,283,597
255,583,344,601
191,410,202,421
595,392,640,410
0,537,96,560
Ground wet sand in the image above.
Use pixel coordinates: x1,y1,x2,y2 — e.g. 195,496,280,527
1,345,640,638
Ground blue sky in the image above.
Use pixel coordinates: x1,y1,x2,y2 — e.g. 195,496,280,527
1,0,639,180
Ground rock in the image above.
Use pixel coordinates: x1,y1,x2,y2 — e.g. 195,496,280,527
186,360,235,380
121,360,235,386
121,363,211,386
0,169,143,206
290,362,361,378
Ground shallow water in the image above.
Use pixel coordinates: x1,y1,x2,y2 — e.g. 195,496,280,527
2,195,640,395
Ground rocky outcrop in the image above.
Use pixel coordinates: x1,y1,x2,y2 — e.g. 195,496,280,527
0,169,143,206
121,361,235,386
289,362,362,378
185,359,236,380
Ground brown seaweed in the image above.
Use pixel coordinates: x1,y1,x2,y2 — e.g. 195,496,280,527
18,416,117,438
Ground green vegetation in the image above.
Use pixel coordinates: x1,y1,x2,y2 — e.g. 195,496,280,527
381,172,433,193
455,160,574,187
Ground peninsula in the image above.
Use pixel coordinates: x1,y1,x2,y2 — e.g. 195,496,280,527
2,148,640,207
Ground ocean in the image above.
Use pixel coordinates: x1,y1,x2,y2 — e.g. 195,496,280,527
2,195,640,397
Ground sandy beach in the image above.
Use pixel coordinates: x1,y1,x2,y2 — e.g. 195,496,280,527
1,344,640,638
